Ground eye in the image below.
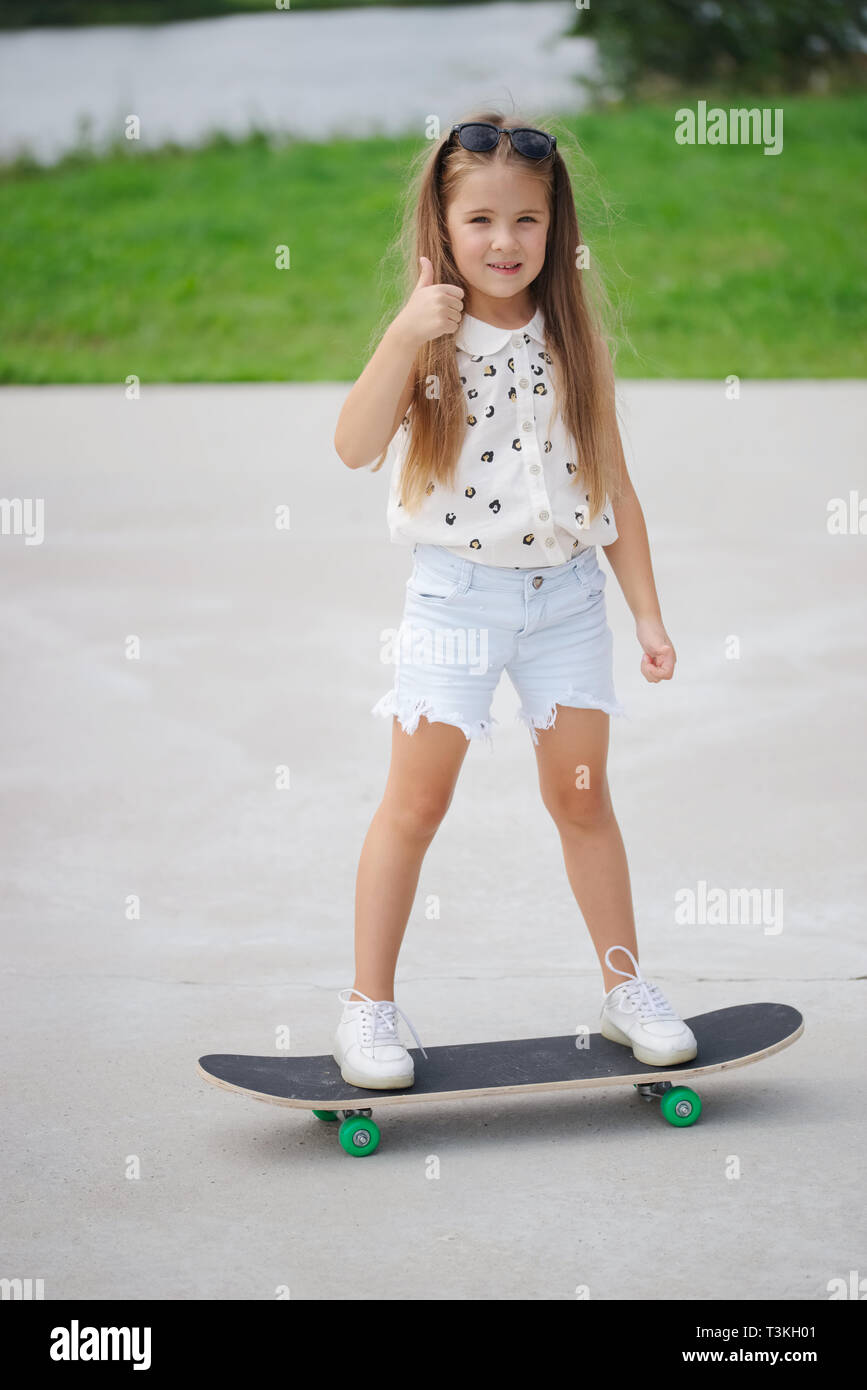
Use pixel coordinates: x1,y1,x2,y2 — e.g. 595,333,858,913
469,216,538,223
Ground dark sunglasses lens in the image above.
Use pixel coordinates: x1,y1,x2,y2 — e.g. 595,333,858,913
513,129,553,159
458,124,500,152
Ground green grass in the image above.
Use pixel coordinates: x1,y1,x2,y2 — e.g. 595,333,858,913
580,92,867,376
0,93,864,382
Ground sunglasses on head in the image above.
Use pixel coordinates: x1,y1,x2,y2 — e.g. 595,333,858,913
447,122,557,161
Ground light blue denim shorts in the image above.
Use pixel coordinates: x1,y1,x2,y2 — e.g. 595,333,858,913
372,543,629,749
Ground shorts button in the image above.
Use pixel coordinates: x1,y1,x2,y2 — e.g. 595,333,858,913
532,575,543,589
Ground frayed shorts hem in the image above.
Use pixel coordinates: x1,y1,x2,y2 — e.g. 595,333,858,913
372,685,630,750
371,688,497,749
515,687,631,747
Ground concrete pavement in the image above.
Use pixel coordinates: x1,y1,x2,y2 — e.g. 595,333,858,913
1,379,864,1299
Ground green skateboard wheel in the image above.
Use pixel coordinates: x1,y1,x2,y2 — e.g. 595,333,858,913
338,1116,380,1155
660,1086,702,1127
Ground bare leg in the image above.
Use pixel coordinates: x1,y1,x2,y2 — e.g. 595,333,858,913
531,706,638,995
352,715,471,1000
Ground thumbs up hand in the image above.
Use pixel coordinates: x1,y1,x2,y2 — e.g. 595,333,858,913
392,256,465,351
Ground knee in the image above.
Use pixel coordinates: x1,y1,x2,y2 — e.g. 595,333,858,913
383,789,452,840
542,784,611,832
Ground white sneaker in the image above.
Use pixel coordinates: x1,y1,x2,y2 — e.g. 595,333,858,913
333,988,427,1090
600,946,697,1066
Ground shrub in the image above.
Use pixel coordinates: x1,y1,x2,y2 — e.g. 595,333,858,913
572,0,867,94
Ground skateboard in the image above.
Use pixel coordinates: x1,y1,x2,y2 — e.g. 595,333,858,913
197,1002,803,1157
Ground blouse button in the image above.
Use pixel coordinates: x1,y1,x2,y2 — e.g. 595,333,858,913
544,537,555,547
519,377,529,389
522,420,532,431
529,463,541,474
511,335,523,348
539,510,549,521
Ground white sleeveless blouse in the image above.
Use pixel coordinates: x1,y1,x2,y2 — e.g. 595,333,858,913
384,307,618,568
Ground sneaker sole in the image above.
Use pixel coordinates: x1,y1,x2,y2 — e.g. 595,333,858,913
333,1051,414,1090
600,1018,697,1067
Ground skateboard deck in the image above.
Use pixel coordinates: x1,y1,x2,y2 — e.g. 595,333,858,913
197,1002,803,1155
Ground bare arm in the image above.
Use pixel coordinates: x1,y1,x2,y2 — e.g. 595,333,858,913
603,456,662,623
603,418,676,684
333,257,464,470
333,320,418,471
593,339,662,622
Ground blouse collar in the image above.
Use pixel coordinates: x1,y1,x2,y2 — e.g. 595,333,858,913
455,306,546,357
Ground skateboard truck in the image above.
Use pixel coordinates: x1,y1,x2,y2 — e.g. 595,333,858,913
634,1080,673,1101
633,1079,703,1124
311,1107,379,1154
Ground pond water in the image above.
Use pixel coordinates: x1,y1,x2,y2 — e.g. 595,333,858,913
0,3,599,165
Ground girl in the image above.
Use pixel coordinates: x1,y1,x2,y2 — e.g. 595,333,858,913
332,111,697,1089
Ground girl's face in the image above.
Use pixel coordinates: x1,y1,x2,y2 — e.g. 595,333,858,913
445,163,550,324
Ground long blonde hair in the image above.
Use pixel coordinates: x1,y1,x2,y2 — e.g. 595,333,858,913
369,107,627,523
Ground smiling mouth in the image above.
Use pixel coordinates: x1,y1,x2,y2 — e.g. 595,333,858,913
488,262,521,270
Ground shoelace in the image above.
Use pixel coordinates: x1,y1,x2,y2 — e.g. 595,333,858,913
338,988,428,1060
604,945,677,1021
